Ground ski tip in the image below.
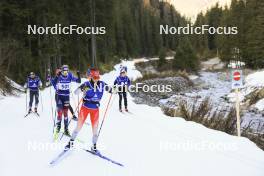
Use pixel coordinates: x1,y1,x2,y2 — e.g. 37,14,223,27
49,160,56,166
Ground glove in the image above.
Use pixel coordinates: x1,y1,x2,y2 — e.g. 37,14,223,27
77,70,80,77
56,69,61,76
83,86,90,92
77,71,81,83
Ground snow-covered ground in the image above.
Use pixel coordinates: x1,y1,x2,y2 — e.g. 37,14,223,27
244,70,264,111
201,57,225,71
0,60,264,176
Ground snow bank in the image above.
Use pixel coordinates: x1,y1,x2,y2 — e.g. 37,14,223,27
245,70,264,88
201,57,225,71
255,99,264,111
227,70,264,103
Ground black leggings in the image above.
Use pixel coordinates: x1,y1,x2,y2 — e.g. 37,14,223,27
29,90,39,108
55,94,74,115
118,91,127,109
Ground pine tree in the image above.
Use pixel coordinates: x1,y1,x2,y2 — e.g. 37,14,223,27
173,38,199,72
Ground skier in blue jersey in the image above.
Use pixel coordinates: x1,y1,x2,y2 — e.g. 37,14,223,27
51,65,81,137
52,67,78,121
24,72,42,113
114,67,131,112
66,68,112,152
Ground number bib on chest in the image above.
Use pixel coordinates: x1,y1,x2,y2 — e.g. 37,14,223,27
57,83,70,90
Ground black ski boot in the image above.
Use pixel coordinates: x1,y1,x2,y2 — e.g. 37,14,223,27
91,143,98,153
119,109,123,112
64,128,71,137
28,108,32,113
34,107,40,116
65,139,74,150
64,118,70,136
72,115,78,121
54,122,61,140
56,121,61,133
125,107,128,112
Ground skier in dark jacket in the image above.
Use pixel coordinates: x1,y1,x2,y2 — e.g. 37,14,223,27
52,67,78,121
114,66,131,112
51,65,81,137
24,72,42,113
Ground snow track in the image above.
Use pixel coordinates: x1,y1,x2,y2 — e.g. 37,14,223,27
0,60,263,176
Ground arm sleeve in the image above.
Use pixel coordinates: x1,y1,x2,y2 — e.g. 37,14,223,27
71,73,81,83
51,76,59,90
39,79,43,87
74,83,85,95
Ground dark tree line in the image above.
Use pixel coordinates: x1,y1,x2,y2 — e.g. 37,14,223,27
192,0,264,68
1,0,263,86
0,0,187,84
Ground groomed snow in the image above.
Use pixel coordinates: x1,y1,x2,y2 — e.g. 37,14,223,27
255,99,264,111
0,60,263,176
245,70,264,88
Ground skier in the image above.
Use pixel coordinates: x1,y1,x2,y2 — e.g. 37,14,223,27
51,68,79,121
114,66,130,112
66,68,112,152
51,65,81,137
24,72,42,114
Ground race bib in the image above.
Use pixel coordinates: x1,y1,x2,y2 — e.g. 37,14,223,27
57,83,70,90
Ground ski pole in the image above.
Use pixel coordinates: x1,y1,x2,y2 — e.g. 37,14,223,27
97,93,113,140
71,91,77,109
109,93,117,110
25,88,28,114
48,72,55,135
77,92,80,118
40,90,44,112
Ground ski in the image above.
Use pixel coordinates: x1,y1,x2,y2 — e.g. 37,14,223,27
24,112,40,118
24,112,31,118
49,148,71,166
84,149,124,167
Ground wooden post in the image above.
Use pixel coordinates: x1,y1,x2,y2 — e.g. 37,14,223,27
235,88,241,137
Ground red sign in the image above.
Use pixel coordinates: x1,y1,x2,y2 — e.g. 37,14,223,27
233,71,241,81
